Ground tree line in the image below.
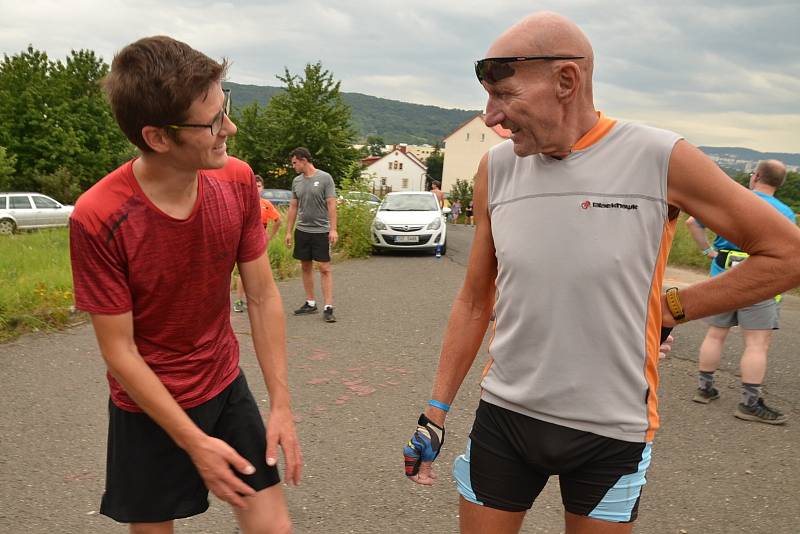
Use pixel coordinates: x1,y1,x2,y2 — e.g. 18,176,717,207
0,47,366,202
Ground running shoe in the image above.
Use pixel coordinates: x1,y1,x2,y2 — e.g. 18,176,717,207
734,398,787,425
323,307,336,323
233,300,245,313
692,387,720,404
294,302,318,315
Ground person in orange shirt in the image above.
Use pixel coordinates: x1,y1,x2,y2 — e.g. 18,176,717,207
234,175,281,312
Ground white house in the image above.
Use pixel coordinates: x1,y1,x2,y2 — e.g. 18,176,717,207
361,145,428,193
441,114,511,194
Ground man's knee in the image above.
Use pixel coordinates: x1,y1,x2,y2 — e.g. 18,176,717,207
300,261,314,273
705,326,730,341
129,522,174,534
317,262,332,275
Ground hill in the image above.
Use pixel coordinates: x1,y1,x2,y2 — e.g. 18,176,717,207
223,81,479,145
699,146,800,167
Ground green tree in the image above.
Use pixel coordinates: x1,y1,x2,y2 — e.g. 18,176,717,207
228,101,272,180
449,178,473,207
0,146,17,190
261,62,361,187
0,46,131,198
366,135,385,156
425,143,444,187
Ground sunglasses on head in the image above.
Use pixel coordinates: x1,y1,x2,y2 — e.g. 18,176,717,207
474,56,585,84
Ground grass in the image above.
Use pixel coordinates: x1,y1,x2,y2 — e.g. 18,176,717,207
0,228,76,341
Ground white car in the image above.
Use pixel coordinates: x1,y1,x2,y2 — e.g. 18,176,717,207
371,191,450,254
0,192,75,235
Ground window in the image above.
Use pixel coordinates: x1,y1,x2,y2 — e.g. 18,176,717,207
0,196,6,210
401,178,409,189
466,133,470,141
399,162,403,170
481,133,485,142
381,177,387,186
33,195,59,209
10,196,32,209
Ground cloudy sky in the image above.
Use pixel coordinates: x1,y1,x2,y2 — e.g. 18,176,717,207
1,0,798,152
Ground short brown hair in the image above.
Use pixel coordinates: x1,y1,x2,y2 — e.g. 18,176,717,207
756,160,787,188
290,147,312,162
103,36,229,152
254,175,264,186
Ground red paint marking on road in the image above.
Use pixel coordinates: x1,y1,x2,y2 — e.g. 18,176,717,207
306,377,331,385
308,348,330,361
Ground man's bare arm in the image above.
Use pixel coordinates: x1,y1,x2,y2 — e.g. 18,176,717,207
665,141,800,322
326,197,338,245
425,156,497,427
90,313,257,508
685,216,717,258
240,251,302,485
285,198,298,246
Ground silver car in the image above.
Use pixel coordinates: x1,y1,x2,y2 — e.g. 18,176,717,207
0,192,75,235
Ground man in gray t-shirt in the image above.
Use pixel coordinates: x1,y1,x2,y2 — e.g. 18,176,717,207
285,147,338,323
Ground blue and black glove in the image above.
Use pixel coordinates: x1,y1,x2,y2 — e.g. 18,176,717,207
403,413,445,477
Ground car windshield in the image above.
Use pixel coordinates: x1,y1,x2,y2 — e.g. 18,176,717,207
264,190,291,199
380,195,439,211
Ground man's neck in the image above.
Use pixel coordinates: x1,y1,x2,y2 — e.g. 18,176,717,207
132,155,199,218
547,107,600,159
303,164,317,177
753,183,776,197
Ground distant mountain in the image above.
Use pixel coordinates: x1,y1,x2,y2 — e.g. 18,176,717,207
223,81,480,145
699,146,800,167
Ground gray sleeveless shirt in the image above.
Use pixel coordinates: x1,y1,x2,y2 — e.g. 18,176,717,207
483,120,682,442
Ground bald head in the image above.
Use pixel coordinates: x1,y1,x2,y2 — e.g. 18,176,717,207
756,160,787,188
489,12,594,80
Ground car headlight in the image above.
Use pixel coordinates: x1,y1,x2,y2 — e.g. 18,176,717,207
373,219,387,230
426,217,441,230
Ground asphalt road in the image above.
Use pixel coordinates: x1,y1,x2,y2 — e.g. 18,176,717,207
1,224,798,533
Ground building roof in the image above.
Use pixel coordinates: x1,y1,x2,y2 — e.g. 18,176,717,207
443,113,512,141
362,148,427,172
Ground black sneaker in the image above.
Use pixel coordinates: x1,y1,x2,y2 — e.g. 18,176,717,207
692,387,720,404
323,307,336,323
734,398,787,425
233,300,245,313
294,302,318,315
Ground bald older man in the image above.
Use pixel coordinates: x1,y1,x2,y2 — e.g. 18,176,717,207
686,160,795,424
401,11,800,534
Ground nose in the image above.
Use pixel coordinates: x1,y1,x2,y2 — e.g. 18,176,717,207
483,96,504,127
222,113,237,136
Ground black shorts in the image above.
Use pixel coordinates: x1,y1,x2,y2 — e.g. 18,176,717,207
453,400,651,523
293,229,330,262
100,370,280,523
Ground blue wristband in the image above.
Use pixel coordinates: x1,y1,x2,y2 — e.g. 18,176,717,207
428,399,450,412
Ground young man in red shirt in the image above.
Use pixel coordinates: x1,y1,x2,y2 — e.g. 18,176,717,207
69,36,301,533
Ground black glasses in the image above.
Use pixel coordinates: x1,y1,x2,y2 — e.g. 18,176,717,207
167,89,231,136
475,56,585,84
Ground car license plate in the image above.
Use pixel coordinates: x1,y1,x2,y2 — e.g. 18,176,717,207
396,235,419,243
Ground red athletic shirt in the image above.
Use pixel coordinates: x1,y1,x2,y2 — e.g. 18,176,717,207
69,157,266,412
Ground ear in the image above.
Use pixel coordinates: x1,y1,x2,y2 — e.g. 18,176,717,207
554,62,581,102
141,126,174,154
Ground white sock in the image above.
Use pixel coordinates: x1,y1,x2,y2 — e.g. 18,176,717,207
324,304,333,310
307,300,316,306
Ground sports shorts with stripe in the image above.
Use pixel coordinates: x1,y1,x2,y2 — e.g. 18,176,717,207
453,400,652,523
